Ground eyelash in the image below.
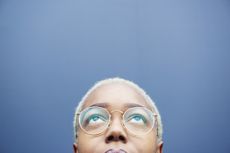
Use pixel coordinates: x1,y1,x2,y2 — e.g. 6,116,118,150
128,114,146,123
87,114,106,123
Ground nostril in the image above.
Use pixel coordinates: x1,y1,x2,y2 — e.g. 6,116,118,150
119,135,126,143
107,135,114,142
106,135,126,143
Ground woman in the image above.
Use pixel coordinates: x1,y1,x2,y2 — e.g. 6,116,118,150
73,78,163,153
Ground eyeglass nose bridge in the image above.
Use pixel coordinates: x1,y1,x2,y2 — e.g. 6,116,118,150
107,109,128,133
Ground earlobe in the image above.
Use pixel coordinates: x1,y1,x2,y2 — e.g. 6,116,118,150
156,141,163,153
73,143,78,153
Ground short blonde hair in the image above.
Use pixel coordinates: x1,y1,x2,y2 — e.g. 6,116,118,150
73,77,163,142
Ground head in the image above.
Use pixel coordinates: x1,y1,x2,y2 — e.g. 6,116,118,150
73,77,163,153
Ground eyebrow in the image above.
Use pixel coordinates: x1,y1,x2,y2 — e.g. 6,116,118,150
89,102,145,108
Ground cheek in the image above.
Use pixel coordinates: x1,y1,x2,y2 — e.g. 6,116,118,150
77,133,105,153
130,132,158,153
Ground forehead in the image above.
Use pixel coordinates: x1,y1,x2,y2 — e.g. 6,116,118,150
81,82,151,111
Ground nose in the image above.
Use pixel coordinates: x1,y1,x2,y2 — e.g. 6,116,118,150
105,117,127,144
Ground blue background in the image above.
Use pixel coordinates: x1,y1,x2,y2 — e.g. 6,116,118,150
1,0,230,152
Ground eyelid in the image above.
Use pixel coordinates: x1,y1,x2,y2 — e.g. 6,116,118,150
126,113,146,120
87,112,108,119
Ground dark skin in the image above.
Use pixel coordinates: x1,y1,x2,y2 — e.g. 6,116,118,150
73,82,163,153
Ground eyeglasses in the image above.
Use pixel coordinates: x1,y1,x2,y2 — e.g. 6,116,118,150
77,106,157,136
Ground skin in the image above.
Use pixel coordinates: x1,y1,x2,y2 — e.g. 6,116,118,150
73,82,163,153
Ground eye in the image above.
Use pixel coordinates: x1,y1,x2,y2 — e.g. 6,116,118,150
87,114,106,125
127,114,146,124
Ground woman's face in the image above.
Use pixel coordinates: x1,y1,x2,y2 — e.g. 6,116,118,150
73,83,163,153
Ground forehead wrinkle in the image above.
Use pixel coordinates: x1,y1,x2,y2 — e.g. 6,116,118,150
89,102,109,108
89,102,145,109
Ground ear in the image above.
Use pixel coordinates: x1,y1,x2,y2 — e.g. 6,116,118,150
73,143,78,153
156,141,163,153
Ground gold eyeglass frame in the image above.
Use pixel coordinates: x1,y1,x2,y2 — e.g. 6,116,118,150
76,106,158,136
